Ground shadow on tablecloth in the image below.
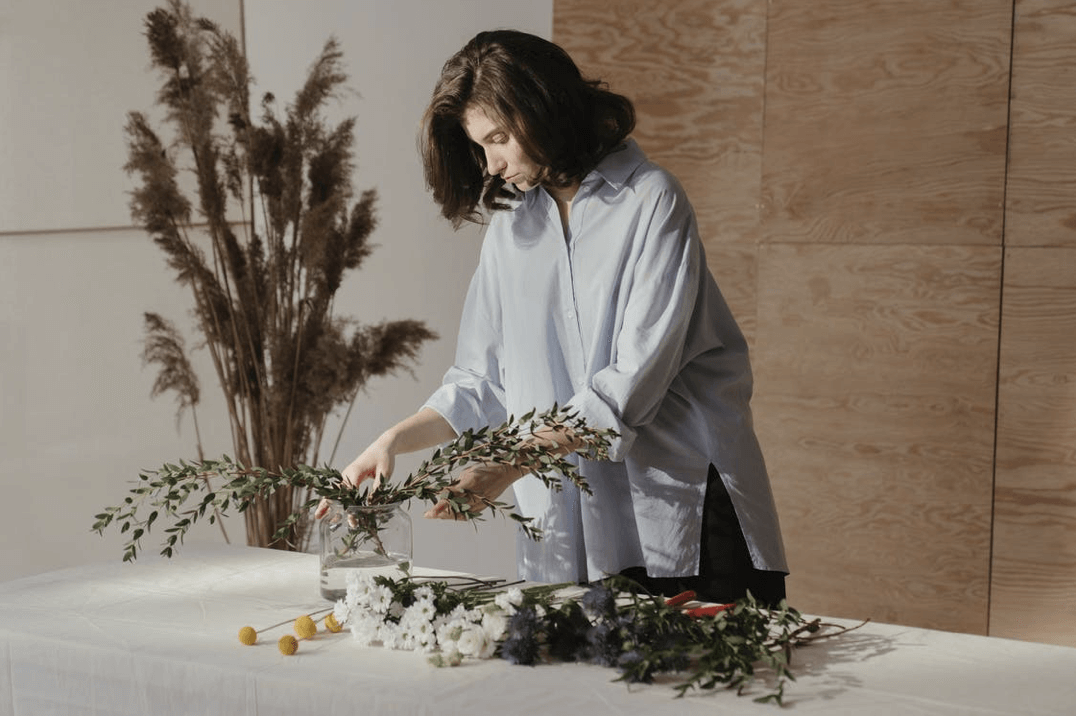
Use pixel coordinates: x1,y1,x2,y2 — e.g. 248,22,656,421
643,620,899,707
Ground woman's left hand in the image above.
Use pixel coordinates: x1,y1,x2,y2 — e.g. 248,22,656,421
424,462,523,520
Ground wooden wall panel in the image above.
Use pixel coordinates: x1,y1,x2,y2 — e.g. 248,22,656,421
991,248,1076,647
1006,1,1076,247
754,244,1000,633
554,0,1076,643
555,0,765,246
554,0,766,340
761,0,1011,245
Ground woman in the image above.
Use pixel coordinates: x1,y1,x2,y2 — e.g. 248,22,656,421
325,29,788,605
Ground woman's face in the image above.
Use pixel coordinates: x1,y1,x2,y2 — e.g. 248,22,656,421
462,105,542,191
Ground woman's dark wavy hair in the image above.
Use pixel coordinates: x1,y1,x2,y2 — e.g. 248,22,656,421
421,30,636,227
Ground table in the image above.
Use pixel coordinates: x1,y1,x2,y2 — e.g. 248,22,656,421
1,546,1074,715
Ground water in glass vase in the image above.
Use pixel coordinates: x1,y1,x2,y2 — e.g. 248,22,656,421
320,550,410,600
318,501,413,600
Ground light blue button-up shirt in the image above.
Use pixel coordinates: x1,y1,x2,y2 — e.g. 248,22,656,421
424,139,788,584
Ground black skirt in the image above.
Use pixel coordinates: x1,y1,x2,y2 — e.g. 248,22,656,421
618,464,787,607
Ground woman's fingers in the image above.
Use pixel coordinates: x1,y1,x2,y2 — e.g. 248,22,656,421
423,487,480,520
314,468,381,520
425,499,471,520
423,464,521,521
424,487,457,519
343,467,374,489
424,499,450,519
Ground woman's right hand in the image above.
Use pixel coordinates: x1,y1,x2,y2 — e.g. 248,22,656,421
313,408,457,519
342,439,396,491
314,438,395,519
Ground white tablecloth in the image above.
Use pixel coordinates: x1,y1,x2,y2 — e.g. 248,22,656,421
1,546,1074,715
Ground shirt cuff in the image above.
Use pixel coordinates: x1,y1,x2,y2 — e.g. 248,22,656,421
422,384,490,438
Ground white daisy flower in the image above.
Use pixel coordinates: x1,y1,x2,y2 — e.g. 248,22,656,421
350,614,382,647
436,620,465,650
481,611,508,641
394,630,416,651
494,592,516,614
411,620,437,651
333,598,351,626
380,623,401,650
456,623,496,659
406,596,437,623
439,642,463,666
368,584,393,614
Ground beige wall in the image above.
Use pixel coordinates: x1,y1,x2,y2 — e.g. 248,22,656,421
1,0,248,580
0,0,552,583
557,0,1076,646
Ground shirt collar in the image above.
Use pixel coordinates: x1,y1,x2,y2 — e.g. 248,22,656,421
584,138,646,192
522,138,646,211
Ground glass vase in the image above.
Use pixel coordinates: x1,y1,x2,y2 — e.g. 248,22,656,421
318,502,412,600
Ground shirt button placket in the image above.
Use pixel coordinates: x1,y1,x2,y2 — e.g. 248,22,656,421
565,220,586,385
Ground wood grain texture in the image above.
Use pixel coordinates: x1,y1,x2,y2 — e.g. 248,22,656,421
554,0,767,248
990,248,1076,646
753,244,1001,633
553,0,1076,642
705,243,759,347
761,0,1011,244
554,0,766,342
1005,1,1076,247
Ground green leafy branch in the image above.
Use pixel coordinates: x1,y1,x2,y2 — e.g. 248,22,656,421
605,585,828,703
370,404,617,538
93,406,617,561
523,577,860,704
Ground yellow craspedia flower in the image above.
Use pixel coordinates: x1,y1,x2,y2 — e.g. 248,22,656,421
278,634,299,656
324,613,343,633
238,626,258,645
294,614,317,639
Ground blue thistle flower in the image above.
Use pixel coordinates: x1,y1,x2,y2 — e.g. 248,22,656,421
498,605,542,665
617,649,653,683
546,602,591,662
581,584,617,618
507,605,539,635
586,620,624,667
500,632,541,665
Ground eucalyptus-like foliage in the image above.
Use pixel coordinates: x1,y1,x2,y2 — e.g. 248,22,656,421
124,1,436,550
93,407,617,562
367,406,617,536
